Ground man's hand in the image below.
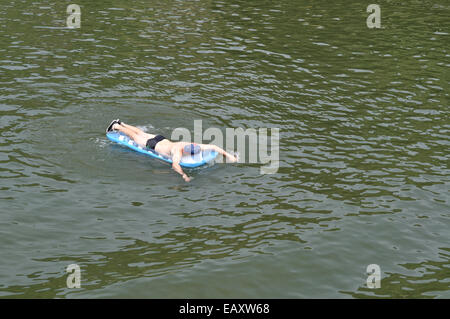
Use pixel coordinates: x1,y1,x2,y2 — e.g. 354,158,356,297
226,153,238,163
173,163,191,182
172,150,191,182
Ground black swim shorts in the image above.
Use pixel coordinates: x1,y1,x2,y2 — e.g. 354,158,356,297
146,135,166,150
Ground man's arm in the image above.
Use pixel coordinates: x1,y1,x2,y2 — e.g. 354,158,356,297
200,144,237,163
172,149,191,182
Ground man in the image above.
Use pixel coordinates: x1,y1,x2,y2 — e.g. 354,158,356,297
106,119,237,182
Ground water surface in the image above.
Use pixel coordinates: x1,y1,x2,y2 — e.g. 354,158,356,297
0,0,449,298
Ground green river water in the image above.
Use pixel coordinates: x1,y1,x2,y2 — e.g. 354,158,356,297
0,0,449,298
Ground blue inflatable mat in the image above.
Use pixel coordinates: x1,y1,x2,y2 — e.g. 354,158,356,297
106,131,218,168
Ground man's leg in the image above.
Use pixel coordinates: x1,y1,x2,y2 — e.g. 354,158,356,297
113,123,149,147
119,122,148,136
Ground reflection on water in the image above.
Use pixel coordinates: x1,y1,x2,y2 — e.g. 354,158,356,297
0,0,448,298
345,248,450,298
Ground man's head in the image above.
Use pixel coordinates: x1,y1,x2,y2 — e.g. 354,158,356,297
183,143,201,155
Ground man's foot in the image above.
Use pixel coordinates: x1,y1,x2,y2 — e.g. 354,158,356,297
106,119,121,133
